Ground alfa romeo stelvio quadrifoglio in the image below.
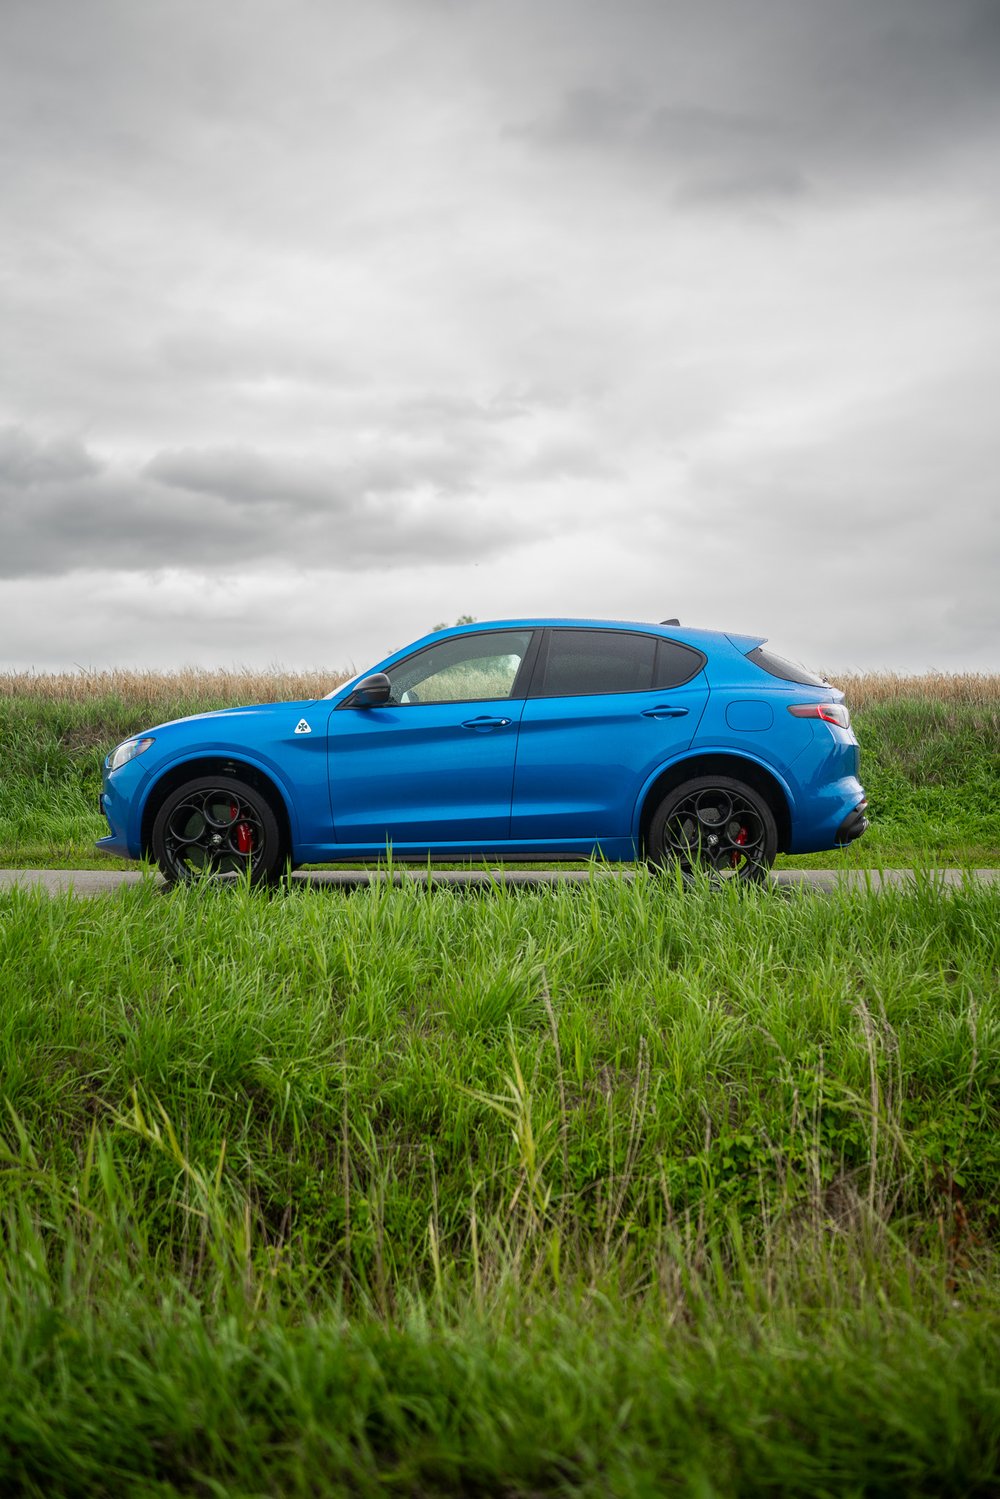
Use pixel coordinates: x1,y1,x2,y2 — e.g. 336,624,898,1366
98,618,868,885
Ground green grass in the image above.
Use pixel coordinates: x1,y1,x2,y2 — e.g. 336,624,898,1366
2,678,999,868
1,873,999,1493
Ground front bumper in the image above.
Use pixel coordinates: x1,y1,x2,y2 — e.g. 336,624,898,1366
96,767,147,860
95,789,131,857
95,831,131,857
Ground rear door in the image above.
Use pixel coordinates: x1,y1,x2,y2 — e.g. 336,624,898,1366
329,628,537,845
510,628,709,840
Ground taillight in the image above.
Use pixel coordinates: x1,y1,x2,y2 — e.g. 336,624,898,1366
787,702,851,730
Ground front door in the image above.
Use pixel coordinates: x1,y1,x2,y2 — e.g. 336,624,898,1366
329,628,536,846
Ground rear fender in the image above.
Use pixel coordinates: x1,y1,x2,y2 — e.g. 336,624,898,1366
632,747,795,852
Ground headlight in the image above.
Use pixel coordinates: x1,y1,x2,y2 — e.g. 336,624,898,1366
108,737,156,772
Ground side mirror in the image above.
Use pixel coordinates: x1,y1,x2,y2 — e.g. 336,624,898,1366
346,671,392,708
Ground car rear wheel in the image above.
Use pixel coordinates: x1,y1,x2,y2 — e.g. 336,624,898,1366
151,774,283,886
648,775,777,884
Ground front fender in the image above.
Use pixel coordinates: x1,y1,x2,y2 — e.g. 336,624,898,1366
134,745,301,854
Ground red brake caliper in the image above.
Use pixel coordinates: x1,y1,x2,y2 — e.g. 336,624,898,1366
231,802,254,855
731,826,748,867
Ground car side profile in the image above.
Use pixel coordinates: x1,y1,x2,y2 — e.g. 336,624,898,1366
98,618,868,884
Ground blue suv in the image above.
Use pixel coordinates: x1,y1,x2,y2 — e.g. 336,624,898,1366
98,618,868,884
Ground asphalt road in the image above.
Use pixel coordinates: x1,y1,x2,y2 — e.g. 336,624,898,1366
1,867,997,896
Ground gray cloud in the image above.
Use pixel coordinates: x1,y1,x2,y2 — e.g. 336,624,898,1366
507,0,1000,206
157,330,362,392
0,0,998,669
673,167,809,210
0,427,539,578
144,448,355,512
0,426,103,486
512,92,805,207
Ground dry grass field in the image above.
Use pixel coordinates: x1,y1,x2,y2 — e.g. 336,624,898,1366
0,665,351,708
3,665,998,710
831,671,1000,710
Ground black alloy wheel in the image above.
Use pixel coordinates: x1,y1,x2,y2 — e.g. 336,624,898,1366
151,774,282,886
649,775,777,884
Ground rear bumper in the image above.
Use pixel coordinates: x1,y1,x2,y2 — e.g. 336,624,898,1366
835,800,869,846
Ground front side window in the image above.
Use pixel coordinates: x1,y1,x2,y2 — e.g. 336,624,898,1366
388,630,534,705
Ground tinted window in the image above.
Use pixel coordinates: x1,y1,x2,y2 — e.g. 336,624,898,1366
746,645,826,688
388,630,533,704
654,639,706,688
535,630,657,697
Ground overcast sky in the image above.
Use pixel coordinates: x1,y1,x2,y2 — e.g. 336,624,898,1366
2,0,998,675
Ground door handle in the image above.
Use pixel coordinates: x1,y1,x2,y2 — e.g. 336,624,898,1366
641,705,689,719
461,716,512,730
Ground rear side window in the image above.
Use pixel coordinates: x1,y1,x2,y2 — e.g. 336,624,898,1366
747,645,826,688
534,629,661,697
533,630,706,697
654,639,706,688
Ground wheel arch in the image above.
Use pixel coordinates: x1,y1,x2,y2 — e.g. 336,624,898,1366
636,752,792,856
140,756,295,862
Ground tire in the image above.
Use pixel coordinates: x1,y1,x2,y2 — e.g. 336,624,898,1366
151,774,283,887
648,775,777,885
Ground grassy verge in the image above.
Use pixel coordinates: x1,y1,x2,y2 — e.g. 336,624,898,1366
1,669,998,868
1,874,999,1492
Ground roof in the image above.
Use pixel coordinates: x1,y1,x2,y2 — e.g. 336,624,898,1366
419,617,764,652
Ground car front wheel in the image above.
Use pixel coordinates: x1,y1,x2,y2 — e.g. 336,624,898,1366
648,775,777,884
151,774,283,886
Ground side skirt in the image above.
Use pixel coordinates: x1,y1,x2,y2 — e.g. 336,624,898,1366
293,836,639,864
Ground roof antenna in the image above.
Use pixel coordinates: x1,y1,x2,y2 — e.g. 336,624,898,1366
660,617,680,626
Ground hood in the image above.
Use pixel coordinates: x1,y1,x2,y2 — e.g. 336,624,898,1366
147,698,320,735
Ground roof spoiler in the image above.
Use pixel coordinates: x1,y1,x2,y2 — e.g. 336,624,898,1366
726,631,767,653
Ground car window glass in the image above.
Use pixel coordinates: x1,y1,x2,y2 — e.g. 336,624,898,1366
746,645,826,688
537,630,656,696
389,630,533,704
654,639,705,688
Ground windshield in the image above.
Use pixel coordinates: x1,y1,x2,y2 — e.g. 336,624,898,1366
323,667,369,700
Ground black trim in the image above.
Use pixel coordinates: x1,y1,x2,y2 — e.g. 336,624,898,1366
340,672,392,709
509,629,543,699
835,802,869,845
525,628,551,698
